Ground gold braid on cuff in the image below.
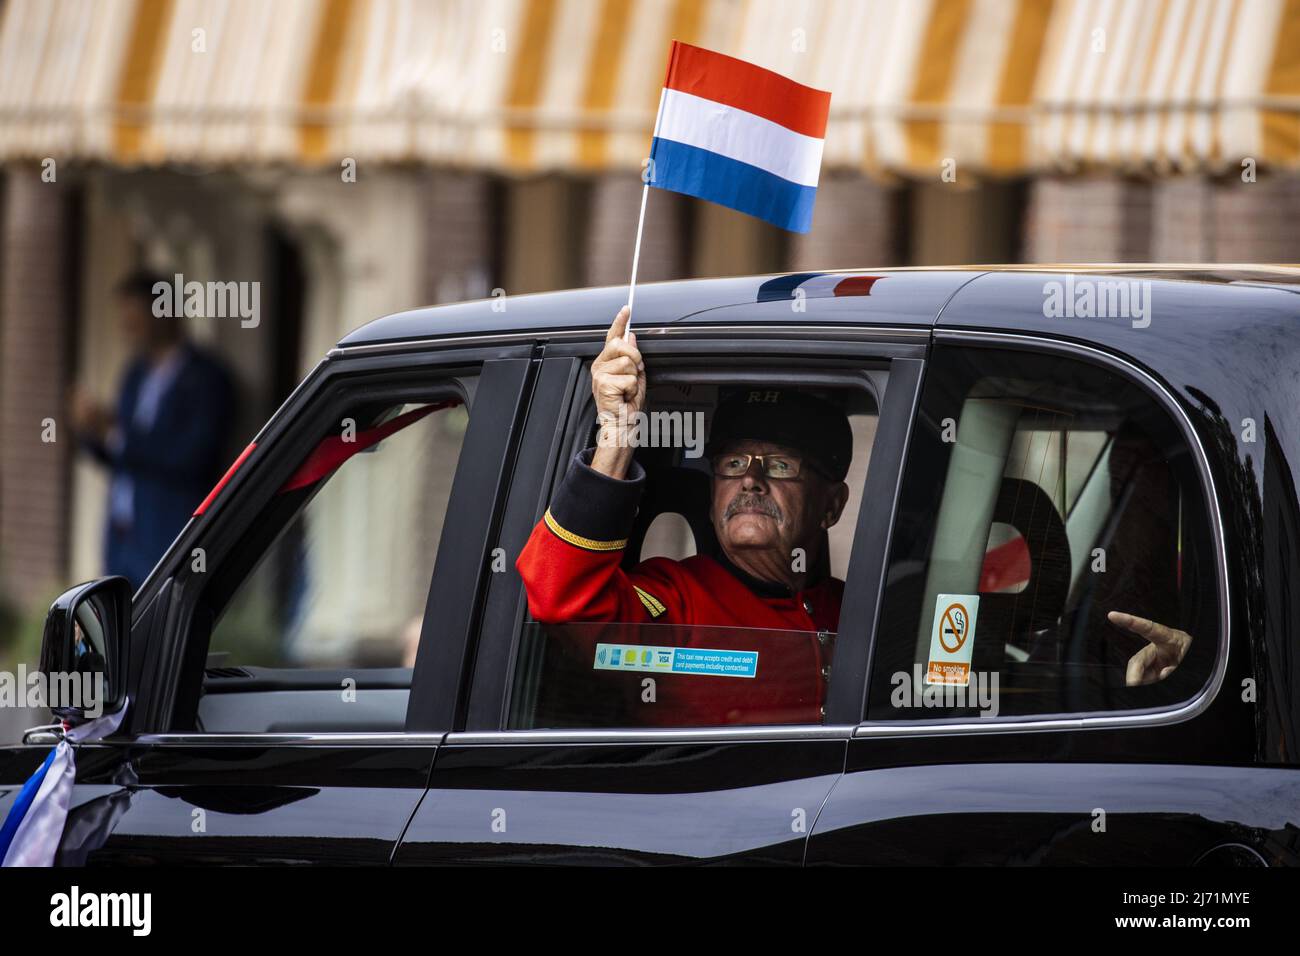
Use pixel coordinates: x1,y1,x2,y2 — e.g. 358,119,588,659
543,509,628,552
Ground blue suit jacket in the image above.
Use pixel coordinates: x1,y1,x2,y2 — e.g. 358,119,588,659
86,346,236,589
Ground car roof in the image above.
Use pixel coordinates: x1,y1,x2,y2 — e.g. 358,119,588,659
334,269,977,348
335,264,1300,350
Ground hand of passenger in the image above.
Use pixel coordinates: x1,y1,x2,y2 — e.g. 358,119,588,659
68,386,113,441
1109,611,1192,686
590,306,645,479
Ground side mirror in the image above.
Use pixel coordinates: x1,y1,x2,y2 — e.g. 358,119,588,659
39,577,130,723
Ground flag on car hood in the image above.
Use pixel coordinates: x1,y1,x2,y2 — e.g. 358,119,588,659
648,41,832,234
0,702,128,866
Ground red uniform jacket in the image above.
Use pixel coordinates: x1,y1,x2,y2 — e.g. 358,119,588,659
516,449,841,727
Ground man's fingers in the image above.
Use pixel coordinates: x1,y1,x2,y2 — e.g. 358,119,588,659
596,339,643,372
605,306,630,344
593,306,644,416
1125,648,1148,686
1108,610,1170,643
1110,610,1193,660
598,309,642,369
602,355,639,377
598,372,640,397
616,340,644,368
596,328,641,361
1108,610,1144,634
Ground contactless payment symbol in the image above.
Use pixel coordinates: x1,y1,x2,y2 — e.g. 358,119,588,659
926,593,979,687
593,644,758,678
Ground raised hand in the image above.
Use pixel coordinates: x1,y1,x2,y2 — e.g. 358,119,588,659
590,305,645,479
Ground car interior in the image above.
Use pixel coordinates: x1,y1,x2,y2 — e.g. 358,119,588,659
874,361,1216,719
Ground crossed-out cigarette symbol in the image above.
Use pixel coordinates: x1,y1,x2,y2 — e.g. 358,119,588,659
940,602,969,653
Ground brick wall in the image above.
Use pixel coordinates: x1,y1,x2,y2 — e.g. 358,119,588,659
423,170,493,303
585,174,687,288
788,173,900,271
1151,176,1215,262
1022,176,1153,263
0,169,76,606
1148,173,1300,263
1210,174,1300,262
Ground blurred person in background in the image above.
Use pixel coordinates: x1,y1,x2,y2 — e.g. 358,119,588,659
69,270,236,590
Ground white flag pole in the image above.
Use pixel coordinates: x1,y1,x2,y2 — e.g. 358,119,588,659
626,180,650,327
629,86,670,330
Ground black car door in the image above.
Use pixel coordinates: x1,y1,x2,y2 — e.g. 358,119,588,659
394,324,928,865
0,346,534,865
806,333,1294,865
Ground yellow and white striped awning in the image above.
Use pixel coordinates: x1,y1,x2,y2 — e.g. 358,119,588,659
1,0,1298,177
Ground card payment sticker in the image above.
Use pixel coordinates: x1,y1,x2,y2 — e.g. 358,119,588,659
926,594,979,687
594,644,758,678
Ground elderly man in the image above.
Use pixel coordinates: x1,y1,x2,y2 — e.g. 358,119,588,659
516,308,1190,724
516,307,850,725
519,307,849,637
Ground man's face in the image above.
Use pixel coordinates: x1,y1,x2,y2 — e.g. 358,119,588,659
709,439,849,566
117,293,153,351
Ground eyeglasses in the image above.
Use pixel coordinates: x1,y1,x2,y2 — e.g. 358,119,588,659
711,452,806,480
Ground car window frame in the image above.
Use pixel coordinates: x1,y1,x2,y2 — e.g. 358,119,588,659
123,343,536,741
461,324,930,740
855,330,1231,740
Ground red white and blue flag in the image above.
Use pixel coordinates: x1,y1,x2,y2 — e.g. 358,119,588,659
0,703,127,866
648,41,832,234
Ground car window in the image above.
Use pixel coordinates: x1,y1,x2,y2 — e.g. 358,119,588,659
207,396,470,673
632,389,878,581
506,378,880,730
867,343,1220,721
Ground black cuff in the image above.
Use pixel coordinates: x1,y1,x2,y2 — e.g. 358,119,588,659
543,448,645,551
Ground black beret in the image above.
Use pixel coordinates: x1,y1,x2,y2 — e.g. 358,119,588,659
705,389,852,481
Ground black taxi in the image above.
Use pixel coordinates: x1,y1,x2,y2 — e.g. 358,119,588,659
3,265,1299,866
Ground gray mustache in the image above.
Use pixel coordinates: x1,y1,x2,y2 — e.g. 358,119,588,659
724,493,782,521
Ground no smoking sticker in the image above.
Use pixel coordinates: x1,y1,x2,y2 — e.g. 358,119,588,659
926,593,979,687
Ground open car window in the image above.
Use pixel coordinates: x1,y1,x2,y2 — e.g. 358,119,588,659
195,392,472,733
506,376,880,730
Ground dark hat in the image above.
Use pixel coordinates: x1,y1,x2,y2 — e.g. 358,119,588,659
705,389,852,481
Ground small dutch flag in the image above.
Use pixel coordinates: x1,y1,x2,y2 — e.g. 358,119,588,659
647,41,832,234
0,703,127,866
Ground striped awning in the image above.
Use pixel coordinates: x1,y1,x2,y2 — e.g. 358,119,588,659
1,0,1298,177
